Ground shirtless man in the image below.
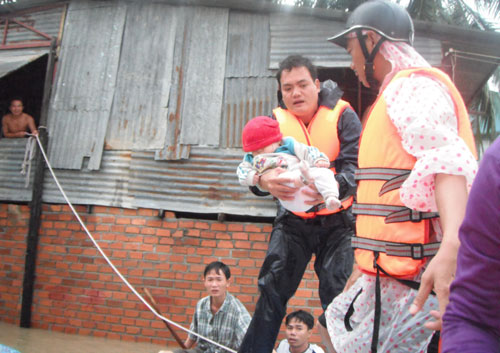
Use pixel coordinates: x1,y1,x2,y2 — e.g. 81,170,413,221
2,98,38,138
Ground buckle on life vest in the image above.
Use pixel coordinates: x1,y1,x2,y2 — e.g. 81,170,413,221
410,243,425,260
409,209,422,223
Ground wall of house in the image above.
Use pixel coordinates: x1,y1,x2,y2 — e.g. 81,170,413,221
0,202,325,347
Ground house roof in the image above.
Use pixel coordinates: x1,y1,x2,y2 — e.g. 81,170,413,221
2,0,498,104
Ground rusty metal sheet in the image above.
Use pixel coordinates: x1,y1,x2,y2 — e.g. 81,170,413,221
105,3,176,151
47,0,126,170
221,77,278,149
154,5,194,161
178,6,228,146
41,150,134,208
131,147,277,217
225,10,273,78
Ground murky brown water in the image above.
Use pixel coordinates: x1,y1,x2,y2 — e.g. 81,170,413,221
0,321,173,353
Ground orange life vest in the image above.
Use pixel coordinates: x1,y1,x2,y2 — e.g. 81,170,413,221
273,100,354,218
354,68,477,277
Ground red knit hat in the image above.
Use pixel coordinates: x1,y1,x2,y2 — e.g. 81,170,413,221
242,116,283,152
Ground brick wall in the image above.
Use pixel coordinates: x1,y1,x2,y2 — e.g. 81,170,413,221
0,203,325,347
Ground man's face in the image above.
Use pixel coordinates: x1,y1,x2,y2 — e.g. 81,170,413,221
285,318,312,349
346,37,370,88
279,66,320,123
9,100,24,116
203,269,230,300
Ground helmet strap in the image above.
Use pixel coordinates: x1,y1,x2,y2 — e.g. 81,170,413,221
364,62,379,91
355,29,385,90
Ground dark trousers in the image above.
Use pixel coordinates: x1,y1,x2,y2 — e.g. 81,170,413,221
238,208,354,353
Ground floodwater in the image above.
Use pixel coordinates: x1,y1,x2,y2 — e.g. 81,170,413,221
0,321,172,353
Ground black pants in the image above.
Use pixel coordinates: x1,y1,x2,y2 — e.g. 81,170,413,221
238,207,354,353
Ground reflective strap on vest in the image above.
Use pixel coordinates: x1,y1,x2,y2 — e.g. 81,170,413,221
355,167,411,196
351,236,440,260
352,203,439,224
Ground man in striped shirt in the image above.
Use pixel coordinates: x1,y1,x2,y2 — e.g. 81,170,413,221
160,261,251,353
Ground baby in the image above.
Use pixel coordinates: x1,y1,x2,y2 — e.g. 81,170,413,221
237,116,340,212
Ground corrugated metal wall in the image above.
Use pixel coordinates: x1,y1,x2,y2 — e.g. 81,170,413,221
270,13,443,68
47,1,126,170
222,10,277,149
105,3,175,151
0,139,35,202
222,77,277,149
131,147,276,217
178,6,228,147
0,0,451,218
42,150,134,208
0,144,276,217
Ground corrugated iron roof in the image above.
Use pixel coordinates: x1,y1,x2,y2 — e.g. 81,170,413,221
270,13,443,69
2,4,64,44
0,48,47,78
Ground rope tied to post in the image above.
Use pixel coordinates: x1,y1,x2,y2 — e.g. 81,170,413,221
21,135,37,187
30,133,237,353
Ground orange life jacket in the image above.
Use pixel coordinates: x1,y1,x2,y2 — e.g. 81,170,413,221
273,100,354,218
354,68,477,277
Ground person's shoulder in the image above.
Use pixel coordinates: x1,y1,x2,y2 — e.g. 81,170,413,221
309,344,325,353
227,292,245,306
197,295,211,308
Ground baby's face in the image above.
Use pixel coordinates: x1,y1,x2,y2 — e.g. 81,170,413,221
252,141,280,156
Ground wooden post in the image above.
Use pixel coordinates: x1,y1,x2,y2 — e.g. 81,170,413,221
20,128,48,328
20,38,56,328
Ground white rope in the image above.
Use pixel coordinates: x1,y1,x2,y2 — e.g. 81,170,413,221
30,133,237,353
21,136,36,187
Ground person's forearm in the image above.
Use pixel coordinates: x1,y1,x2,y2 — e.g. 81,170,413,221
435,174,467,248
